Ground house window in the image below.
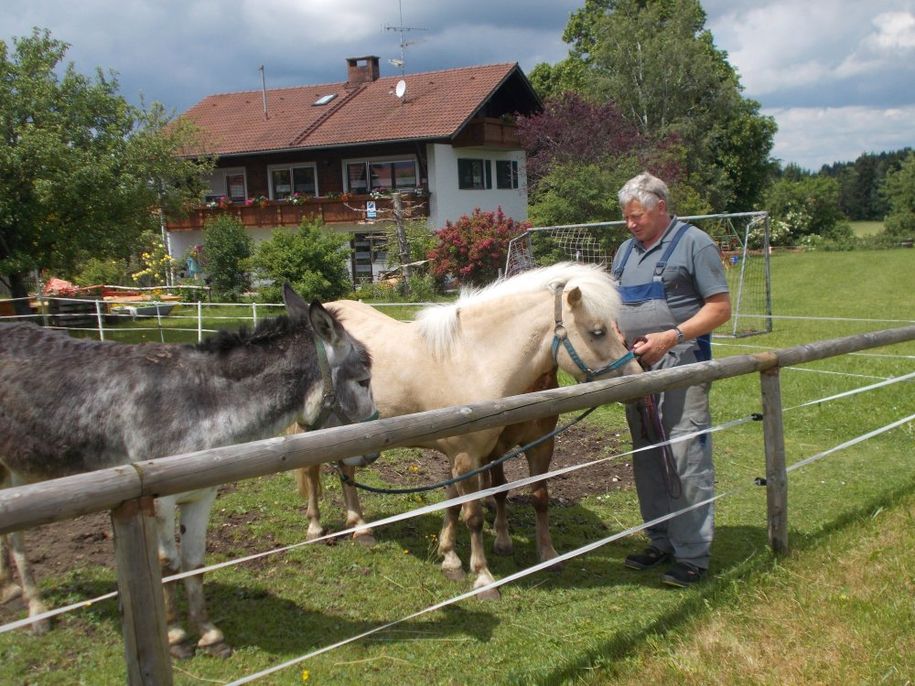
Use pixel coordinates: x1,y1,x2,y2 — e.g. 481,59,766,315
269,164,318,199
346,159,417,193
496,160,519,189
458,158,492,190
226,173,247,201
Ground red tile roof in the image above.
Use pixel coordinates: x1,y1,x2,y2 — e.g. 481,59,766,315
179,63,525,156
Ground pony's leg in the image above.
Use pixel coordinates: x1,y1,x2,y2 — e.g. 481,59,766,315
179,488,230,658
453,451,499,600
0,534,22,604
526,434,561,565
294,466,326,541
156,496,194,659
437,483,465,581
489,461,513,557
6,529,49,633
336,463,374,545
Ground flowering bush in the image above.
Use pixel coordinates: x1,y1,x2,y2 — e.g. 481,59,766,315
206,196,232,209
427,207,529,286
289,192,312,205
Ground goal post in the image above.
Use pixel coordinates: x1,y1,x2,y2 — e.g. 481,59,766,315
505,212,772,337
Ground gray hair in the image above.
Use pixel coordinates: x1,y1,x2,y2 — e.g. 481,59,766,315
618,172,670,210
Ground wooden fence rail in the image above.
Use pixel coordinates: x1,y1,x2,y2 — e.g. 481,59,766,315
1,324,914,685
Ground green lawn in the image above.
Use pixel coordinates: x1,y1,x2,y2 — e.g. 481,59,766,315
1,249,914,685
849,219,885,237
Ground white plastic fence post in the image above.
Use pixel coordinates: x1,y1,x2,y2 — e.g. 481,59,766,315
95,299,106,341
197,301,203,343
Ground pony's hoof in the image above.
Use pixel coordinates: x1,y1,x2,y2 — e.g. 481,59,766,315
442,565,465,582
169,641,196,660
540,550,563,571
353,532,376,546
199,641,233,658
475,586,501,601
305,527,326,542
493,540,514,556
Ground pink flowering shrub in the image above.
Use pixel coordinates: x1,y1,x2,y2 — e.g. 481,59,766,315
427,207,529,286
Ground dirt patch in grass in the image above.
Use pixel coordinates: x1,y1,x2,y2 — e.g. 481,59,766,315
1,423,632,624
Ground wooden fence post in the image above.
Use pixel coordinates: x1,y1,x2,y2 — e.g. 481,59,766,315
760,367,789,554
110,497,173,686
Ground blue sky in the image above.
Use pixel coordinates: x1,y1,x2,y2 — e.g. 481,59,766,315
3,0,914,171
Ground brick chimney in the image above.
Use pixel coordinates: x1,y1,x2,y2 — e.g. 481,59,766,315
346,56,381,85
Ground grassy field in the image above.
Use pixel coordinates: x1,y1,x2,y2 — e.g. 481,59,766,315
850,220,885,237
1,249,914,685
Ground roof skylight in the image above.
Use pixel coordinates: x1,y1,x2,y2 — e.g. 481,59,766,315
313,93,337,106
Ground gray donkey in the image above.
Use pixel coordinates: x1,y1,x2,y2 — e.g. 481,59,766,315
0,284,376,658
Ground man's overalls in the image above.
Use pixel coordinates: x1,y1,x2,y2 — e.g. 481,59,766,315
612,220,715,570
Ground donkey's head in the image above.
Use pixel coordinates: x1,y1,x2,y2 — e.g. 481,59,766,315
283,285,377,435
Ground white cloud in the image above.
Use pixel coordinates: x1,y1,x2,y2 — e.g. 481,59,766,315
766,105,915,169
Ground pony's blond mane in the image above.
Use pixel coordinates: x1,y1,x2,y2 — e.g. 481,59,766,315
415,262,621,358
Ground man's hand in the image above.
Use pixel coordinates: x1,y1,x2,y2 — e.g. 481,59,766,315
631,329,678,367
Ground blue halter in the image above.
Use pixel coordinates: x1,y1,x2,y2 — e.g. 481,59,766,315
549,287,636,382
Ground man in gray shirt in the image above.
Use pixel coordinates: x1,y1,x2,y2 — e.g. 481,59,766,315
610,172,731,587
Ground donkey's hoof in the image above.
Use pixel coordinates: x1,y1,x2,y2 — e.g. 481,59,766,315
169,640,196,660
353,532,376,546
442,565,465,582
1,583,23,604
29,616,51,636
199,641,233,658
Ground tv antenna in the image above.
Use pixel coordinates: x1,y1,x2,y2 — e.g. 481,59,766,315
384,0,427,76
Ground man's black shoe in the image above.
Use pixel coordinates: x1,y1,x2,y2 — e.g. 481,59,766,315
624,546,671,570
661,561,707,588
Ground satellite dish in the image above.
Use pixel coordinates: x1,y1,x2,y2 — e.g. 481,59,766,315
395,79,407,99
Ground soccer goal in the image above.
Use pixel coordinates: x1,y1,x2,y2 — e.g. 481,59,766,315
505,212,772,337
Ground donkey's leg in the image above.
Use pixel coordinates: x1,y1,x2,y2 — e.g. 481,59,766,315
7,529,49,633
156,496,194,658
338,464,375,545
179,488,230,658
0,534,22,604
4,472,49,632
295,466,326,541
437,482,464,581
453,451,499,600
526,434,561,565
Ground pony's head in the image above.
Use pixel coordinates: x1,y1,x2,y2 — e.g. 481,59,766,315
541,263,642,381
283,285,377,430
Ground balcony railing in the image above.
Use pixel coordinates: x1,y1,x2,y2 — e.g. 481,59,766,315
166,192,430,231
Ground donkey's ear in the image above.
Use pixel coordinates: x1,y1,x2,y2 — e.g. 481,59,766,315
308,300,342,346
283,283,310,321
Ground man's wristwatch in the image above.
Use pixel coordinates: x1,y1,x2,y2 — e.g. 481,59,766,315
672,326,685,344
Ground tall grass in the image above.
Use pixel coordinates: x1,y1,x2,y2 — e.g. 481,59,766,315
1,250,913,685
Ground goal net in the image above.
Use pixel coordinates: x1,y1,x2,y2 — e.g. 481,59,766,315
505,212,772,337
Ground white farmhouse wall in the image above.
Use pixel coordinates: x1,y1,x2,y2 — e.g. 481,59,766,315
426,144,528,229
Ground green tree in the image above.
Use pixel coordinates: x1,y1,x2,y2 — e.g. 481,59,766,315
541,0,776,212
0,28,212,311
763,175,849,243
249,220,352,302
202,215,251,300
882,151,915,238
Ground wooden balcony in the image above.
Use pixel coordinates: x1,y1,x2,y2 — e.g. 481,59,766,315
166,193,429,232
451,116,521,148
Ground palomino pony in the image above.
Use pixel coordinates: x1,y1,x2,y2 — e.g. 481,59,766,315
0,285,376,658
295,262,641,598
